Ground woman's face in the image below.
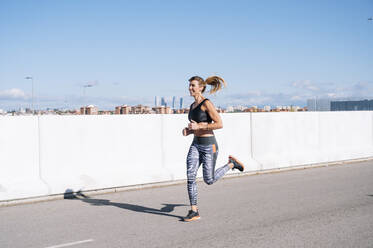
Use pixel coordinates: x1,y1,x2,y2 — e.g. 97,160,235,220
189,80,204,96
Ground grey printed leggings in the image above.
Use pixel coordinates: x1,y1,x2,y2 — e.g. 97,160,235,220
186,136,230,206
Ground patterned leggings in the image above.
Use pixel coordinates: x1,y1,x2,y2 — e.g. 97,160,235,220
186,136,230,206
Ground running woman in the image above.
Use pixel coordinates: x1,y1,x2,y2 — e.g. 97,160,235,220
182,75,245,222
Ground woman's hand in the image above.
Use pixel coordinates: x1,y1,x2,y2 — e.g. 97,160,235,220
182,127,190,136
188,120,200,131
182,127,194,136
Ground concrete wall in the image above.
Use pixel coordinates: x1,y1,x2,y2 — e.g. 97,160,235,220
1,112,372,201
251,111,373,170
0,116,49,200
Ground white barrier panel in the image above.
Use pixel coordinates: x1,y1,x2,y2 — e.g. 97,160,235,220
318,111,373,161
39,115,168,194
216,113,259,172
251,112,325,170
161,114,193,180
0,116,49,201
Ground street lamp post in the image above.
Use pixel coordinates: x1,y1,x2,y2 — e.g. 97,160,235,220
82,83,94,106
25,76,34,114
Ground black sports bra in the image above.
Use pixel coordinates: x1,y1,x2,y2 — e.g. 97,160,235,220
188,99,213,123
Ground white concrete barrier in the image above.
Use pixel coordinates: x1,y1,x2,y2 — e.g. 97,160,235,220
318,111,373,162
251,112,373,170
161,114,193,180
38,115,167,195
0,116,49,201
251,112,323,170
1,111,372,202
217,113,260,172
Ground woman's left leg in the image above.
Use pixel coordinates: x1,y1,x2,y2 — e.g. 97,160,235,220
201,143,230,185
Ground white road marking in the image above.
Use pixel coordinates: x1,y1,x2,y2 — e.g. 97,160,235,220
44,239,94,248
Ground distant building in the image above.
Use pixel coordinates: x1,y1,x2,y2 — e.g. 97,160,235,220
331,99,373,111
174,108,189,114
179,97,183,109
73,109,81,115
236,105,246,112
307,99,331,111
161,97,167,107
133,105,151,114
172,96,176,109
263,106,271,112
115,105,132,114
274,106,291,112
80,105,98,115
244,106,258,112
98,110,113,115
86,105,98,115
226,106,234,113
216,107,225,113
226,105,246,112
115,106,120,114
298,107,307,111
154,96,160,107
290,106,300,112
152,106,172,114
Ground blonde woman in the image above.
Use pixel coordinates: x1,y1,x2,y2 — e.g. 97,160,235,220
182,76,245,222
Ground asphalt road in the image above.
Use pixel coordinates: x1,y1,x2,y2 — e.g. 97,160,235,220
1,161,373,248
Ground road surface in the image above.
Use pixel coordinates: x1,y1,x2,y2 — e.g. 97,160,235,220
1,161,373,248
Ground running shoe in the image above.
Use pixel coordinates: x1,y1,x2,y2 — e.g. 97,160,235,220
183,210,200,222
229,155,245,172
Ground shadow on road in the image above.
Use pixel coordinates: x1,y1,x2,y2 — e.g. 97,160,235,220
64,189,186,220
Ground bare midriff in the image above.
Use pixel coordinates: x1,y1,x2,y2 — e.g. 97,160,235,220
194,129,214,137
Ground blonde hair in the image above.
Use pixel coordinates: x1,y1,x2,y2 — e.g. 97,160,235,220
188,75,226,94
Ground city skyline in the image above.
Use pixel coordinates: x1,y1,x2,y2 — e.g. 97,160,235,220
2,83,373,112
1,1,372,111
1,102,307,116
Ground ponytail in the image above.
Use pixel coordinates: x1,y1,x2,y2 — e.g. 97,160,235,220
188,75,227,94
205,76,226,94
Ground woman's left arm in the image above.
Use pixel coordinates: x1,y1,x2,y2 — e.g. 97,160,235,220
198,100,223,130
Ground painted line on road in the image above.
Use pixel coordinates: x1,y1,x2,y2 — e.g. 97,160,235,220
44,239,94,248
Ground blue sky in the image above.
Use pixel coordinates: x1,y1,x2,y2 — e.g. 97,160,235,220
0,0,372,110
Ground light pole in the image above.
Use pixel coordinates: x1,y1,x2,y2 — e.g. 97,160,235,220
82,83,94,106
25,76,34,114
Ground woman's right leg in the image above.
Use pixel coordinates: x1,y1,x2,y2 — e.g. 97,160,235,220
186,143,200,209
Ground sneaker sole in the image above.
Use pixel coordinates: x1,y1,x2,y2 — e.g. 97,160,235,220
229,155,245,171
184,216,201,222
